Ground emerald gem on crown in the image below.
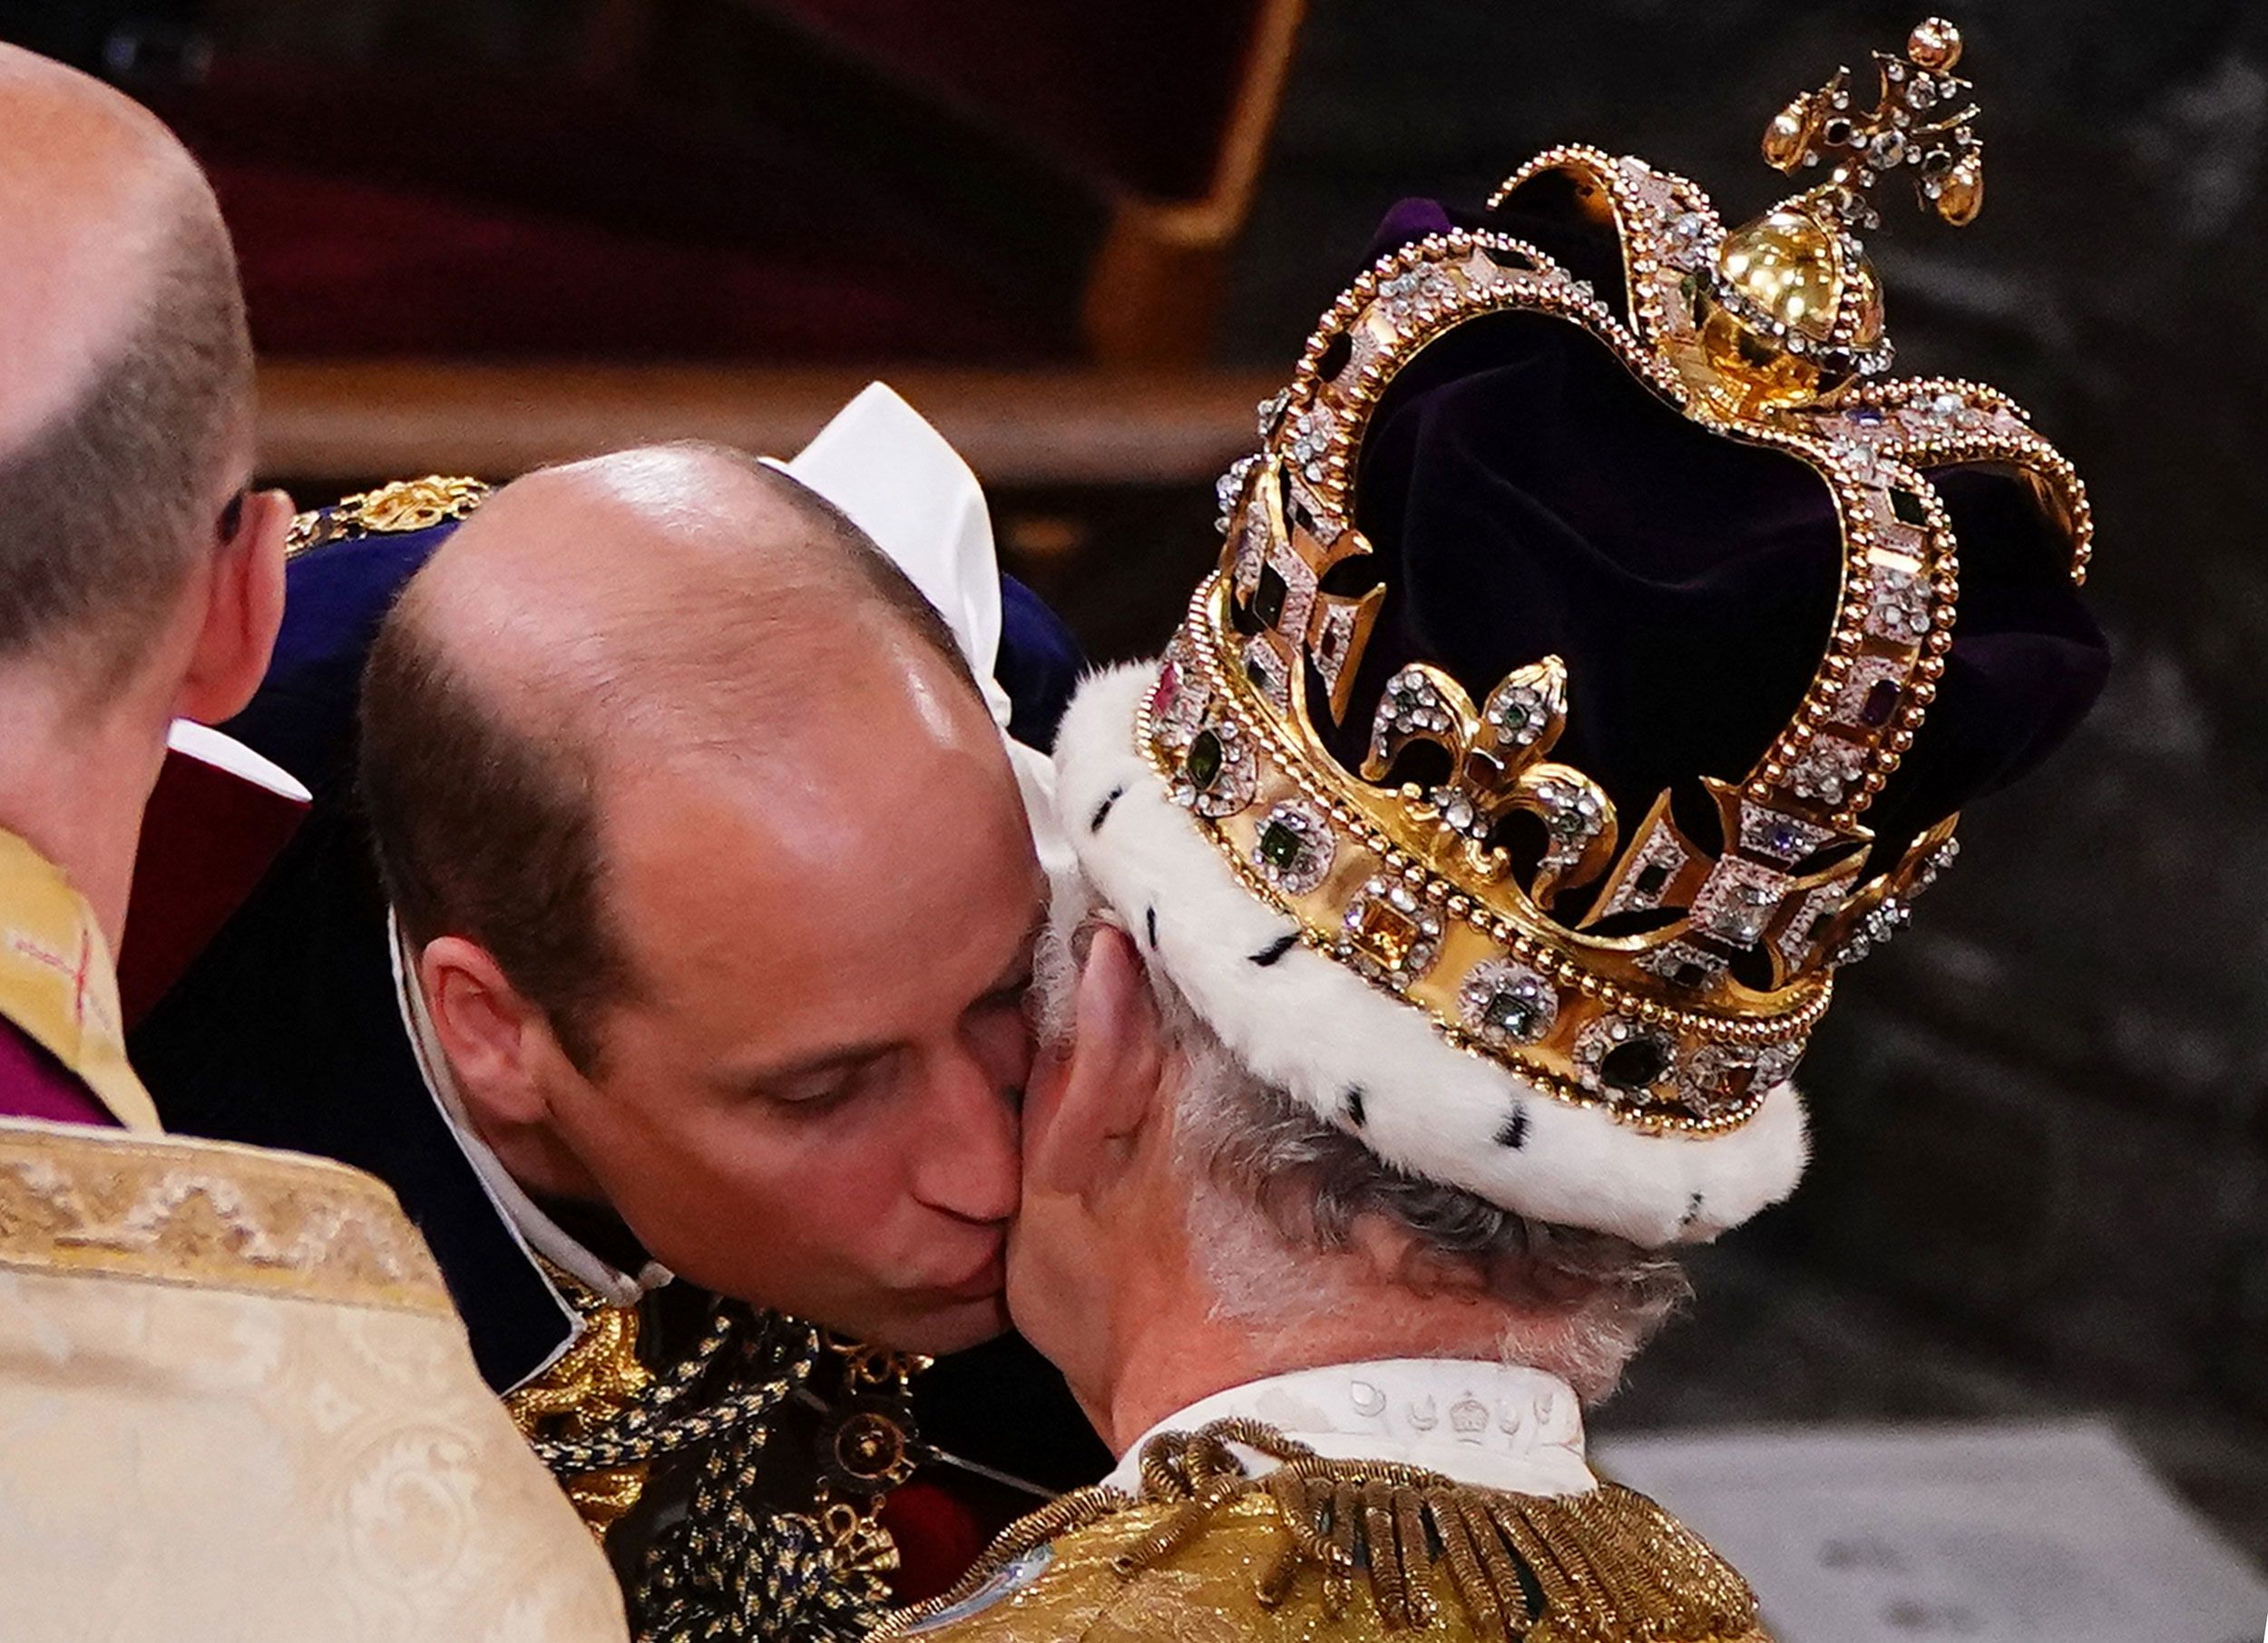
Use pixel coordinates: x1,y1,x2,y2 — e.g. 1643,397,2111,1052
1458,960,1560,1049
1250,799,1334,896
1575,1016,1681,1101
1171,718,1257,819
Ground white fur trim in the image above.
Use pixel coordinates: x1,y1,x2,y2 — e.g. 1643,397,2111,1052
1055,663,1809,1247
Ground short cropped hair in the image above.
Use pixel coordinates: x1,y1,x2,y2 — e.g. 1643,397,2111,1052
359,452,976,1072
0,205,250,665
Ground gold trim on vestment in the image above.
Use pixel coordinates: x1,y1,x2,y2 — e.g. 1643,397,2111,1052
0,1120,452,1315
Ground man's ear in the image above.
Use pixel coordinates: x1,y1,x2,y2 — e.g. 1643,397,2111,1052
1026,922,1166,1204
417,934,555,1132
175,487,290,726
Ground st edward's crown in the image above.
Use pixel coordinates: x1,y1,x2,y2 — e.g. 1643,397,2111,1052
1143,19,2091,1135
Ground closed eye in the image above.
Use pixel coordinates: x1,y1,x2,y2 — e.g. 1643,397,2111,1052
745,1048,891,1110
969,975,1031,1019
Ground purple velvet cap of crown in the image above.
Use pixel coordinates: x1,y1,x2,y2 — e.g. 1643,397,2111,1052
1309,191,2107,875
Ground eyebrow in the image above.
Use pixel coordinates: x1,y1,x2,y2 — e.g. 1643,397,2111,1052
979,907,1048,998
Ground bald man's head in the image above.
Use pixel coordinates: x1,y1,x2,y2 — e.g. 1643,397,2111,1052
0,45,252,668
360,443,984,1068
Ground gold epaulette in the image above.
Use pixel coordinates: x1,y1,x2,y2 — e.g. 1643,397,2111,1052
284,475,490,559
878,1420,1767,1643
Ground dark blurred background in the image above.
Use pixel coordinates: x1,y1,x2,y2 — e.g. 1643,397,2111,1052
5,0,2262,1560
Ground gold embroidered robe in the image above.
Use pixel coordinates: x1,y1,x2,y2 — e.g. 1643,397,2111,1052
0,1119,629,1639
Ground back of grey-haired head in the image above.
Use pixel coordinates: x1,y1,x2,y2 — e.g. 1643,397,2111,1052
1035,872,1689,1401
0,200,250,668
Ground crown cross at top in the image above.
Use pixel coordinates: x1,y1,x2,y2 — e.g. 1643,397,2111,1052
1762,16,1983,229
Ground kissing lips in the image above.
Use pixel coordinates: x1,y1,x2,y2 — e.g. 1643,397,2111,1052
932,1246,1007,1304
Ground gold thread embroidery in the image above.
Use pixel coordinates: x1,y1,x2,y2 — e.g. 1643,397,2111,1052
0,1122,451,1315
287,476,491,558
876,1420,1760,1643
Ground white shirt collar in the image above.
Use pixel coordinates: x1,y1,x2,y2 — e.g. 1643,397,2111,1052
1102,1358,1596,1499
386,910,670,1326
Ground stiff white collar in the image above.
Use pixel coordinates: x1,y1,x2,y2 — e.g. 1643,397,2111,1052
387,909,670,1331
1102,1358,1595,1499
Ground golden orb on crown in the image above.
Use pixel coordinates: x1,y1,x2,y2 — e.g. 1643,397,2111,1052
1690,17,1981,416
1696,202,1883,412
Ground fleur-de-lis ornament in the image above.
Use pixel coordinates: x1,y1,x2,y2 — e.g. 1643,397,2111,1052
1363,655,1618,901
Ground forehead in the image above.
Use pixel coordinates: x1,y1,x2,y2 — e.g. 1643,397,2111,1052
595,653,1037,1034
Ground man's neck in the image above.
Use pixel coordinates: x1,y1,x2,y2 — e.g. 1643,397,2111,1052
1086,1266,1522,1457
0,669,170,947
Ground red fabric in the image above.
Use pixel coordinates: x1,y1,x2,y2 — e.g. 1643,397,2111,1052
880,1479,994,1605
119,744,308,1030
142,58,1085,362
206,162,1040,361
0,1019,114,1128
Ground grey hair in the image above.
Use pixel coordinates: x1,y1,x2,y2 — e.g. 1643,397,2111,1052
1034,879,1689,1403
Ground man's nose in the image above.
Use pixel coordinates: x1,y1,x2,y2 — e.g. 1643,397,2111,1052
909,1046,1022,1225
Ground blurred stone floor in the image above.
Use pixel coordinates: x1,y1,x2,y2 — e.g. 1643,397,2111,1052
1604,1243,2268,1560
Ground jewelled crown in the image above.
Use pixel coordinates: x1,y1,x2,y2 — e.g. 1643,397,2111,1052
1140,19,2093,1135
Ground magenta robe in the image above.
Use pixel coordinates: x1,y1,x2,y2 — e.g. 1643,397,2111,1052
0,1018,116,1126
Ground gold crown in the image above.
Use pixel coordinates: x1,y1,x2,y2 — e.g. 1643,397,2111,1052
1141,20,2089,1133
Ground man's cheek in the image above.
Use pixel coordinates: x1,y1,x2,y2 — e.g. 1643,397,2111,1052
1017,1059,1072,1156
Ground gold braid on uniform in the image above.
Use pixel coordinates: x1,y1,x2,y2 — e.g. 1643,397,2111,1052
509,1268,922,1643
505,1276,661,1536
877,1419,1760,1643
284,474,490,556
634,1334,928,1643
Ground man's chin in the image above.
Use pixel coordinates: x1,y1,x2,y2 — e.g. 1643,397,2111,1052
883,1290,1012,1356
